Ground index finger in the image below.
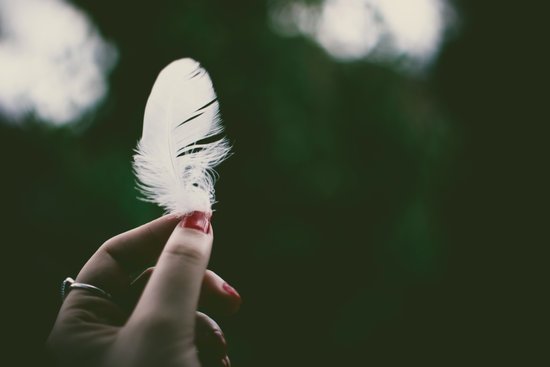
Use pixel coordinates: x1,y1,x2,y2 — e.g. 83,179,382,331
75,214,181,295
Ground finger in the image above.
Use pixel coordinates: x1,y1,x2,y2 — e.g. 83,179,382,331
195,311,227,359
59,215,180,326
199,270,242,316
131,211,213,330
125,268,241,315
75,215,181,295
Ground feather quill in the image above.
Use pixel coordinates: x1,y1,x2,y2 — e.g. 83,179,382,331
133,58,230,214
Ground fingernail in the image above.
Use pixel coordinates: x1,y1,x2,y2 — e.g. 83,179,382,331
179,211,211,233
222,282,240,298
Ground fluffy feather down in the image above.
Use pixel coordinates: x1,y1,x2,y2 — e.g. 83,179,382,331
133,58,230,214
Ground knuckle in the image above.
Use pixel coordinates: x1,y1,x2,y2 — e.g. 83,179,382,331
165,243,206,265
101,234,121,250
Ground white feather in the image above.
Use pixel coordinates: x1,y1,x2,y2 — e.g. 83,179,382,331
133,58,230,214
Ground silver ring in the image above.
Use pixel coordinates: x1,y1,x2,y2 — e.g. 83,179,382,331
61,277,112,301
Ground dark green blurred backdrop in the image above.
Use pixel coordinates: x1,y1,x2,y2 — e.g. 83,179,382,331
2,1,547,366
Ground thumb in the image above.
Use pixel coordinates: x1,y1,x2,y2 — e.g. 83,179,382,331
128,211,213,333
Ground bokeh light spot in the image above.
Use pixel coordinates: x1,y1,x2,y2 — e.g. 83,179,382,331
270,0,455,71
0,0,118,125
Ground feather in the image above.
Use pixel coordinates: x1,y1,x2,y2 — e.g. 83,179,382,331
133,58,230,214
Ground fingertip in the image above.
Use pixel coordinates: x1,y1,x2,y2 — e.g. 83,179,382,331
225,294,242,315
200,271,242,315
220,282,242,314
179,211,212,235
221,282,240,299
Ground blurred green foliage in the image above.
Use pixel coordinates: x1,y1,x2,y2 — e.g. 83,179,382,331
2,1,546,366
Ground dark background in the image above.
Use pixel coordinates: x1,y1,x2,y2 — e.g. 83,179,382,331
2,0,547,366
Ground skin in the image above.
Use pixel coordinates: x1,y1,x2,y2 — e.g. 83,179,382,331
47,215,240,367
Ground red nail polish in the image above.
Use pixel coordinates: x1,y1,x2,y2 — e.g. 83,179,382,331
179,211,211,233
222,282,240,298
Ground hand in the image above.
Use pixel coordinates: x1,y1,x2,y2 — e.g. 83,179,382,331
47,213,241,367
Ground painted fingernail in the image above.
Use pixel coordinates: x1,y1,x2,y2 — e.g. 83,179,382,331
180,211,211,233
222,282,240,298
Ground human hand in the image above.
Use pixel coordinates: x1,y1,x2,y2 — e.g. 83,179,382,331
47,213,241,367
